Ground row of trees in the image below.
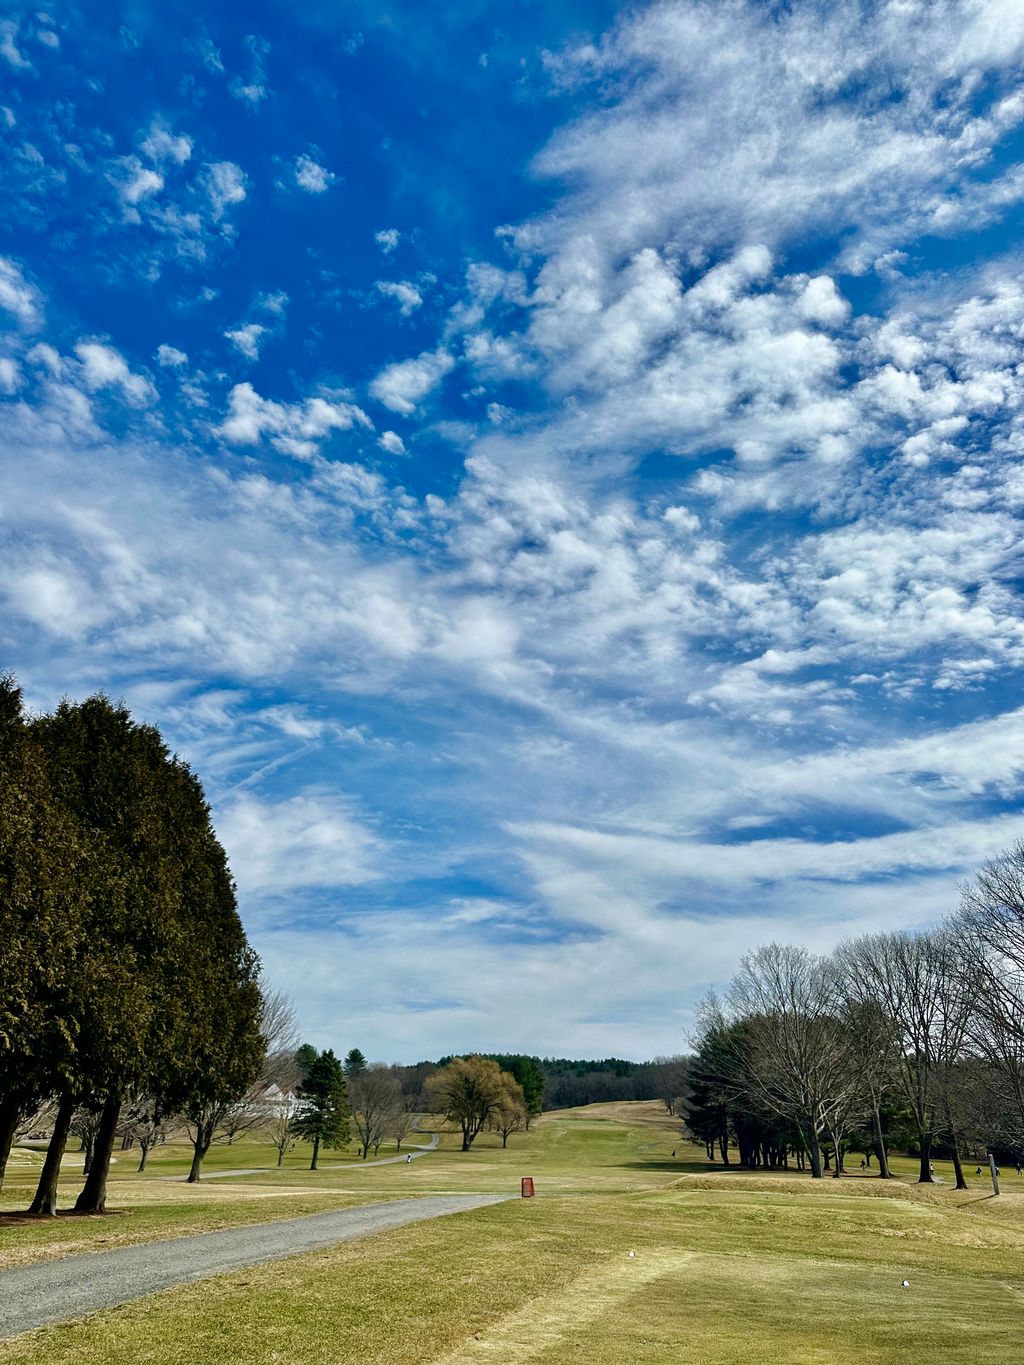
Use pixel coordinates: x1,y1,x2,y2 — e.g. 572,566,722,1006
686,841,1024,1183
248,1050,534,1168
0,679,267,1214
537,1056,687,1112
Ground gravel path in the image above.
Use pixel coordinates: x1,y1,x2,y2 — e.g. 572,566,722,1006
0,1193,512,1339
177,1128,440,1181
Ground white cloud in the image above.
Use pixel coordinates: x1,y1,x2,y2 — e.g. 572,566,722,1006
156,344,188,367
0,357,21,394
117,156,164,206
797,275,850,327
225,323,267,360
375,228,400,253
203,161,247,220
377,430,406,456
74,342,156,406
374,279,423,317
369,348,454,414
218,381,372,457
7,565,87,636
216,791,379,897
228,33,270,105
294,154,334,193
256,290,288,316
0,21,30,70
140,121,192,165
198,37,223,72
230,79,266,104
0,257,41,326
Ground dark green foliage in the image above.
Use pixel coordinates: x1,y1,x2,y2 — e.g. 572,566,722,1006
0,679,263,1211
0,675,89,1192
295,1043,318,1080
685,1016,799,1170
291,1049,351,1169
344,1047,367,1080
486,1055,545,1115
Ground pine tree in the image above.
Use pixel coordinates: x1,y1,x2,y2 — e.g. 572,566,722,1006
0,676,89,1202
22,693,262,1209
344,1047,367,1081
292,1049,351,1169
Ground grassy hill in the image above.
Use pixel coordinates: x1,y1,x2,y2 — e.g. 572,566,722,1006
3,1102,1024,1362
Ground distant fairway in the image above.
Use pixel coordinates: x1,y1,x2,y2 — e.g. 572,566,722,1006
4,1103,1024,1362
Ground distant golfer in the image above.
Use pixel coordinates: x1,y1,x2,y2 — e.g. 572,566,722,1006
976,1167,983,1177
406,1154,413,1163
1016,1163,1022,1176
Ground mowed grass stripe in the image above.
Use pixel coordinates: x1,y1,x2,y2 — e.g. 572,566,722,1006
440,1250,695,1363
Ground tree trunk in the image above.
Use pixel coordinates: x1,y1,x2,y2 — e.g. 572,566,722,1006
137,1144,148,1173
82,1132,94,1176
277,1147,284,1167
187,1123,213,1183
872,1104,890,1178
502,1133,508,1148
0,1094,22,1192
718,1134,730,1165
918,1133,934,1183
950,1138,967,1190
74,1093,121,1214
944,1125,966,1191
807,1133,823,1179
29,1092,75,1216
310,1134,320,1170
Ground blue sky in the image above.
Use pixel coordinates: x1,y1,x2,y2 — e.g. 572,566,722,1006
5,1,1024,1061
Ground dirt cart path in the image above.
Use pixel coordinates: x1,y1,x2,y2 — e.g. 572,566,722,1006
0,1193,511,1340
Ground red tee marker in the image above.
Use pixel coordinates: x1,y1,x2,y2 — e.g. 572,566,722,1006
521,1177,535,1198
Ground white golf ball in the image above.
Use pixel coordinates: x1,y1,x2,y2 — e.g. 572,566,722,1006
628,1250,636,1258
901,1280,909,1288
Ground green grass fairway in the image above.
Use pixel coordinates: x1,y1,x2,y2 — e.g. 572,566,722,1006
4,1103,1024,1362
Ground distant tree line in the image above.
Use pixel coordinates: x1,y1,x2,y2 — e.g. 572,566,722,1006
538,1056,688,1112
423,1053,688,1119
685,841,1024,1184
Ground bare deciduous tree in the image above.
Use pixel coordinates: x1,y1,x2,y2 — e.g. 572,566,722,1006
388,1105,415,1152
349,1065,403,1160
487,1074,528,1148
960,843,1024,1149
120,1098,167,1172
729,943,865,1179
837,929,973,1184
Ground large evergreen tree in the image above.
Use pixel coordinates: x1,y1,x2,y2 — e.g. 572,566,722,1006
291,1049,351,1169
0,676,88,1194
0,683,263,1213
